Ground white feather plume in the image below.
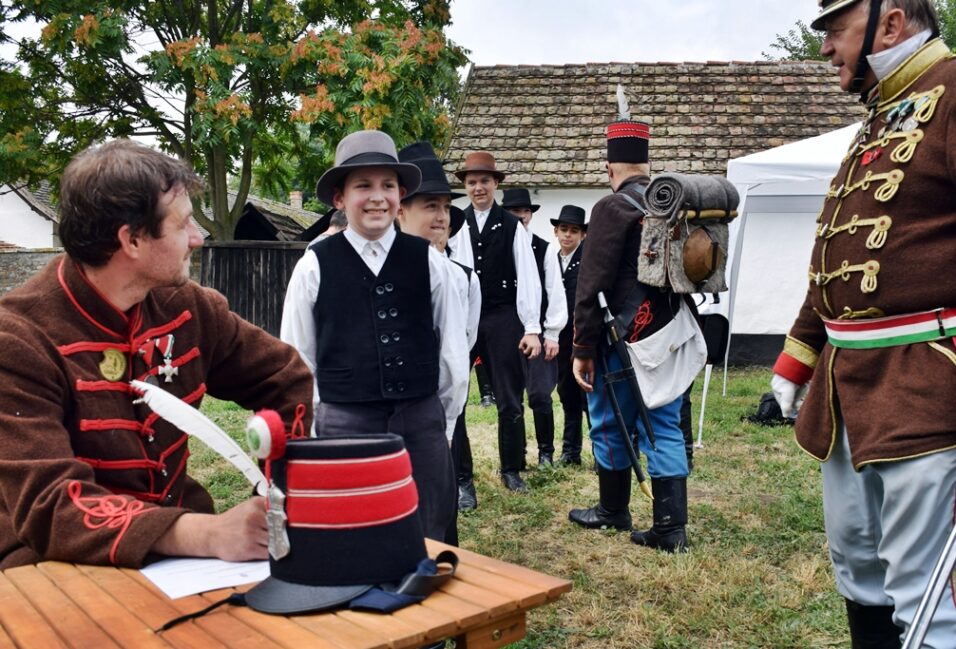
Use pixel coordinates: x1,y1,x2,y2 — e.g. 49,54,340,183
616,84,631,121
131,380,268,496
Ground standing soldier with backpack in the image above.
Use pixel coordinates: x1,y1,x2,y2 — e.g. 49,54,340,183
569,118,692,553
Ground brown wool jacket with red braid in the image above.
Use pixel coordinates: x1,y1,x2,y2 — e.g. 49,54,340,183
0,255,313,569
572,175,677,359
774,39,956,468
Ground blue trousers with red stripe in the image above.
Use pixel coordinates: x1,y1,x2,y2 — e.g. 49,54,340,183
587,349,688,478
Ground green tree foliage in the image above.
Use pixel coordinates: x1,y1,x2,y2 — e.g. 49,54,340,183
763,20,825,61
765,1,956,62
0,1,466,240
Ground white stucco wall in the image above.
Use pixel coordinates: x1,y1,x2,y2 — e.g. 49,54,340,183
0,186,56,248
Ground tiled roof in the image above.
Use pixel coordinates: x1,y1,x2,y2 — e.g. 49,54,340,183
199,191,320,240
0,240,22,251
444,61,864,186
10,181,57,222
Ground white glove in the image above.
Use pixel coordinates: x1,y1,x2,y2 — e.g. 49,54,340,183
771,373,808,419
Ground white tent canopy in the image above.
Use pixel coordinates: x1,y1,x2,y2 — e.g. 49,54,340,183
701,122,860,407
720,122,860,340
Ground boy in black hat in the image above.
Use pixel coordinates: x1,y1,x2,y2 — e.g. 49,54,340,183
280,130,469,541
396,141,480,356
501,188,568,468
550,205,588,465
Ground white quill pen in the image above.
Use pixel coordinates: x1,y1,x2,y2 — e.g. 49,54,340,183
616,84,630,121
131,380,268,496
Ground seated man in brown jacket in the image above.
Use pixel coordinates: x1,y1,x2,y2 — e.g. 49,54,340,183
0,140,312,568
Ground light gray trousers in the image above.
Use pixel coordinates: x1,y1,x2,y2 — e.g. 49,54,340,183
823,425,956,648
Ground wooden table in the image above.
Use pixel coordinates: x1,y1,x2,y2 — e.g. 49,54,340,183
0,540,571,648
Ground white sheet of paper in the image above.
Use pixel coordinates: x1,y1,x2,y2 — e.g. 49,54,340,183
140,557,269,599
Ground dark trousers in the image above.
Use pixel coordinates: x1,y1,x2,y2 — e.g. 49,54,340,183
452,305,526,480
476,305,526,420
555,326,585,422
522,337,557,413
316,394,455,541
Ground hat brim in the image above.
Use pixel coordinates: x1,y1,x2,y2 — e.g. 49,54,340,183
504,204,540,213
453,168,505,182
809,0,861,30
245,576,373,615
404,179,466,202
315,162,422,206
449,205,466,238
550,218,587,230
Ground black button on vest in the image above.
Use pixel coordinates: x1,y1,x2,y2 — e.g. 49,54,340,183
311,233,439,403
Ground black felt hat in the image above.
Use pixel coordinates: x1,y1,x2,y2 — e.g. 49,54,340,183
315,130,422,206
398,141,465,201
500,188,540,213
549,204,587,230
244,434,427,615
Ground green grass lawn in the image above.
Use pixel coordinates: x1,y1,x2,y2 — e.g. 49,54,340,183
196,367,846,648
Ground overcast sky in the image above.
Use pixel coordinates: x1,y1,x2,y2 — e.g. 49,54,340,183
446,0,821,66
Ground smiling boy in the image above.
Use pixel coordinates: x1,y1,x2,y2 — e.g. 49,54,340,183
280,130,469,541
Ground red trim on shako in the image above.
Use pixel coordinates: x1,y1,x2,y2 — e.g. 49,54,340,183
286,450,413,491
286,476,419,529
607,121,650,140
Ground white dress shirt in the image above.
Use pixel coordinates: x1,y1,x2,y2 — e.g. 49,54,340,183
541,242,568,342
559,243,581,273
447,257,482,352
448,205,542,335
280,226,470,440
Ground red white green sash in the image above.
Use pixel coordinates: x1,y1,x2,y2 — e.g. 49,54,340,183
824,308,956,349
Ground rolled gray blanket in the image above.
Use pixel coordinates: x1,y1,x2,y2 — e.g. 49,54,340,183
645,173,739,223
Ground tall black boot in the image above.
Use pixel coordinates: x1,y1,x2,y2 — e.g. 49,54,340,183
568,467,632,530
680,386,694,473
844,599,902,649
559,417,583,465
499,416,527,492
533,411,555,466
631,477,688,552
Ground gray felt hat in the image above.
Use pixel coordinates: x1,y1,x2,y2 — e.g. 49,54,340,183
315,130,422,206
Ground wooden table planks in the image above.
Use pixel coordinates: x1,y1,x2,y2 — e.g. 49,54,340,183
0,540,571,649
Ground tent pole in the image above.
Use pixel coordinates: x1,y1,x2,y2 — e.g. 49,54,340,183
723,189,751,396
696,363,712,448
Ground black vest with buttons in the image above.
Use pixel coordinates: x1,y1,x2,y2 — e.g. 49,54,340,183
531,233,549,325
311,232,438,403
465,202,518,310
560,242,584,318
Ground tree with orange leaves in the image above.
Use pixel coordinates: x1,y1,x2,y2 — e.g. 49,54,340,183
0,1,466,240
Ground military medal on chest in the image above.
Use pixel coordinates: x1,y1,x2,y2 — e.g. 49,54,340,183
157,334,178,383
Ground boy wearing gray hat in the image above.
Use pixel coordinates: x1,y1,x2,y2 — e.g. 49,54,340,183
280,130,469,541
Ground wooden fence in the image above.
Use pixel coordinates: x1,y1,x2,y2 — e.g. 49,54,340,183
200,241,307,338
